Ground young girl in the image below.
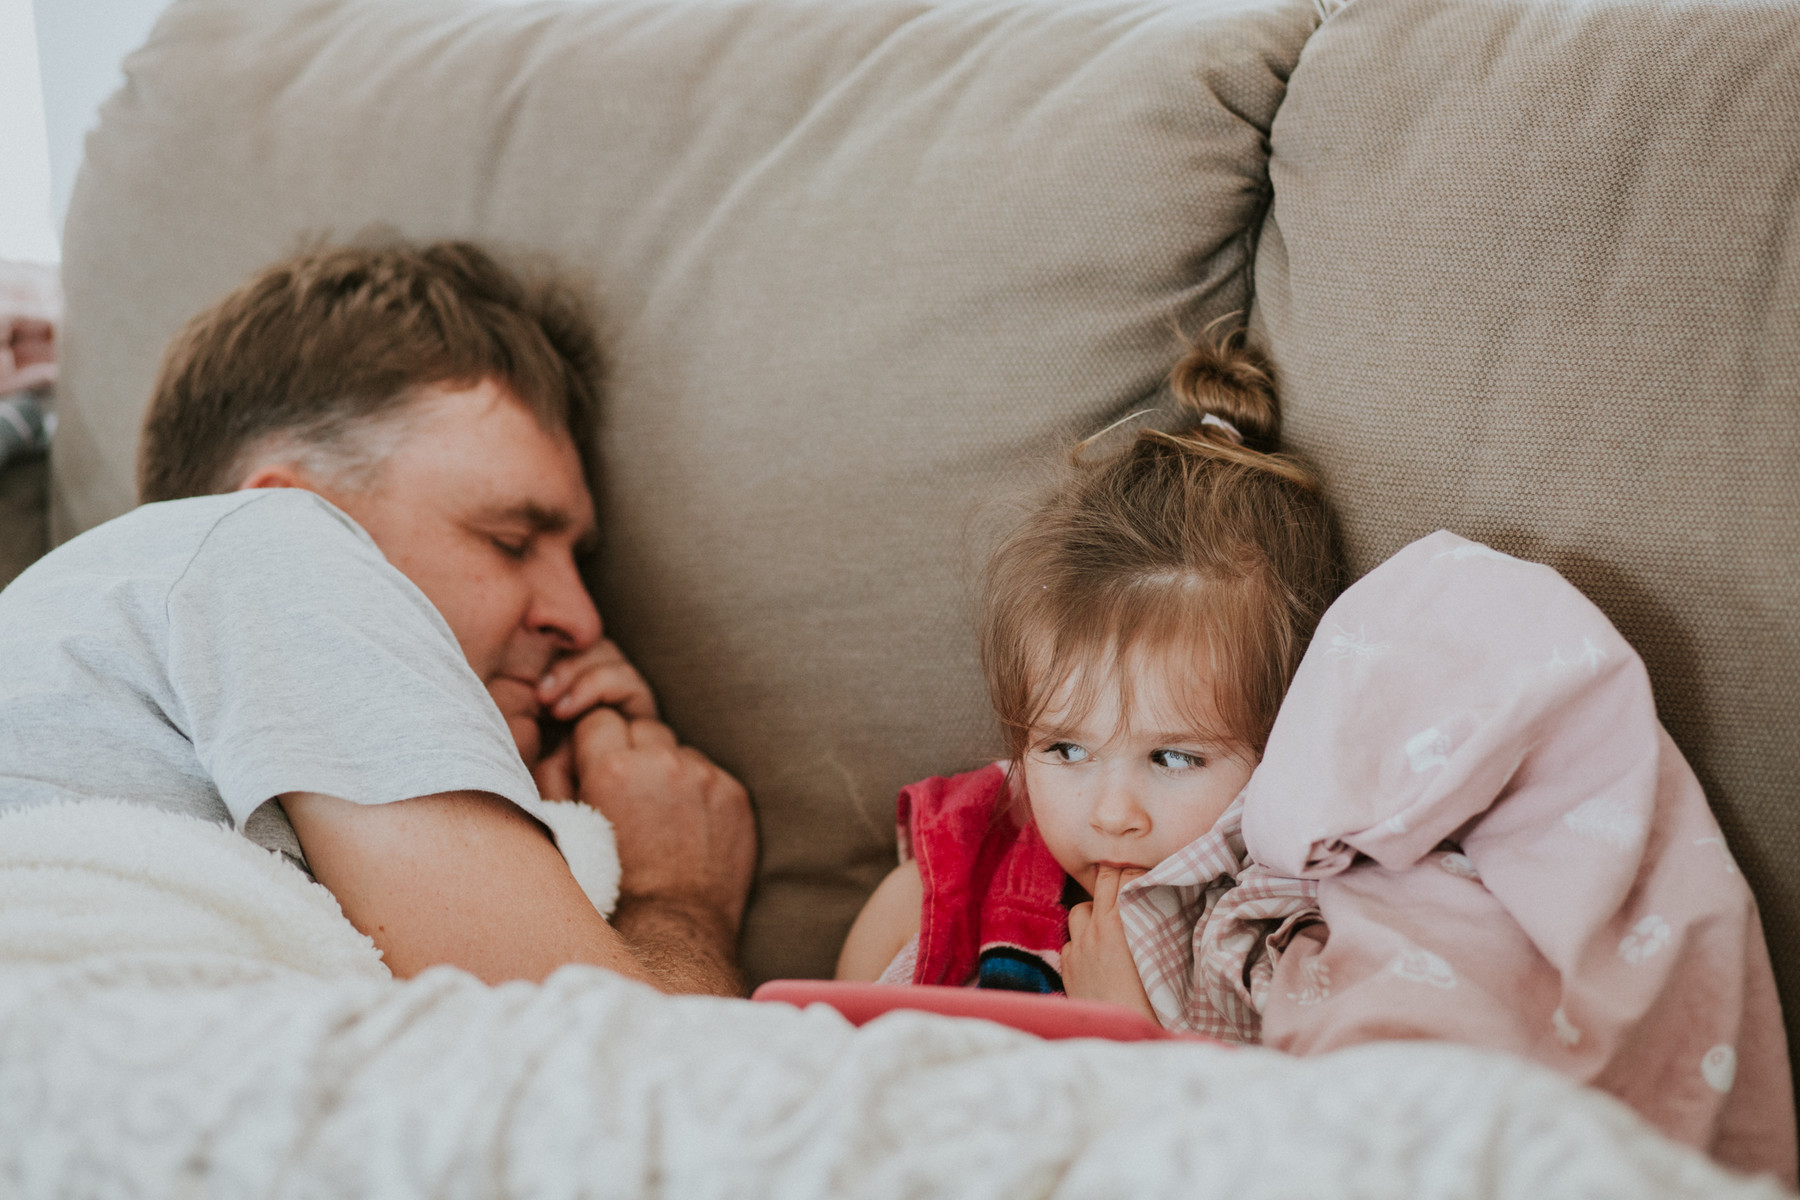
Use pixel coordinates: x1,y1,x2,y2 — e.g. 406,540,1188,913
833,331,1794,1182
835,330,1341,1022
835,331,1792,1180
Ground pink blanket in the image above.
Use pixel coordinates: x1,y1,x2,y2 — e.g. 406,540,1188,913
1237,531,1795,1184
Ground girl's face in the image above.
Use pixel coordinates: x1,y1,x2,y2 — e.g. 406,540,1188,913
1021,651,1256,897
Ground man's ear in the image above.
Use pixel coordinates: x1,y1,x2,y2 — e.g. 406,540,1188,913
237,462,315,492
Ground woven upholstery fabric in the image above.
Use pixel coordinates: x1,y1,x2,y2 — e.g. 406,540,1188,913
1254,0,1800,1073
55,0,1315,982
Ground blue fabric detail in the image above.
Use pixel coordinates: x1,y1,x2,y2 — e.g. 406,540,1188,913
976,946,1063,994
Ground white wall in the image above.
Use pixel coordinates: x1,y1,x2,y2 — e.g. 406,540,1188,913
0,0,168,263
0,0,58,262
33,0,168,241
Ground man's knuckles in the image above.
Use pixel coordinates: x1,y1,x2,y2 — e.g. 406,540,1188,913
627,719,679,750
584,748,682,793
574,705,628,738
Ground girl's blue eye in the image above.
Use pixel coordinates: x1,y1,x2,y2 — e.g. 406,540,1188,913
1151,748,1202,770
1046,742,1089,764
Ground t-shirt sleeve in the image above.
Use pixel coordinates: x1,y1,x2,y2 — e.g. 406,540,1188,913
162,491,541,827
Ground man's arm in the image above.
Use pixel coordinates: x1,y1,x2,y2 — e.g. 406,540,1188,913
282,708,756,994
610,896,742,995
282,789,661,986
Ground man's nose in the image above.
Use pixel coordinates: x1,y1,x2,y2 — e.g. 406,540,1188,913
1090,774,1149,837
531,553,603,652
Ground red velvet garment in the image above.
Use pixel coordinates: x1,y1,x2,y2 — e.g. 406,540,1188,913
897,764,1070,989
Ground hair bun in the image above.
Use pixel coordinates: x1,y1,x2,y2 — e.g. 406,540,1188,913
1168,332,1280,451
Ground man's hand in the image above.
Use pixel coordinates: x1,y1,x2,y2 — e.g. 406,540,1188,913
538,638,656,724
469,662,756,995
1062,866,1158,1021
560,706,756,994
569,708,755,927
491,638,658,789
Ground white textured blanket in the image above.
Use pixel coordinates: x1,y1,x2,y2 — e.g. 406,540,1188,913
0,801,1789,1199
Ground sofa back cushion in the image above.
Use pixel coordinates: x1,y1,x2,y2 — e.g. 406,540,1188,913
1255,0,1800,1071
55,0,1316,981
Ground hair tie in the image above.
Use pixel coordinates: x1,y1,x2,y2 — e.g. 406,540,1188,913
1200,412,1244,445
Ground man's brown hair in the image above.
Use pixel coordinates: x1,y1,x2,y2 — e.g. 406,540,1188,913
138,240,600,502
980,333,1344,766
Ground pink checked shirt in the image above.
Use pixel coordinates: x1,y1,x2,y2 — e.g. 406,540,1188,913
1117,800,1319,1043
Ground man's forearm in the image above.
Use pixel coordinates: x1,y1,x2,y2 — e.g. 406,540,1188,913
282,790,661,987
612,896,745,997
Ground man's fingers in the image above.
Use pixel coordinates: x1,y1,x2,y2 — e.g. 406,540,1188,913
539,639,627,693
550,661,658,722
571,706,631,768
539,640,658,721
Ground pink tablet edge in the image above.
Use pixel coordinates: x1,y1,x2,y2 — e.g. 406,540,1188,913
752,979,1222,1045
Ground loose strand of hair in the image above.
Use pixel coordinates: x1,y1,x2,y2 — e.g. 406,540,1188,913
1137,426,1321,494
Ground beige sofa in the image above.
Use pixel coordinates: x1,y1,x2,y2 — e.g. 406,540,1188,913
6,0,1797,1106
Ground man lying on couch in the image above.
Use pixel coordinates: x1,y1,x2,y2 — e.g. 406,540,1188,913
0,241,754,995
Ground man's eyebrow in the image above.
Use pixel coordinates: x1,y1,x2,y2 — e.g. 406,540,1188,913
480,501,599,552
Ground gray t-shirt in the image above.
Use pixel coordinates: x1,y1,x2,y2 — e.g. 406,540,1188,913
0,490,541,866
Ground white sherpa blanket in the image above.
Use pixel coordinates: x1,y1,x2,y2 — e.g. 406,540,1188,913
0,802,1789,1199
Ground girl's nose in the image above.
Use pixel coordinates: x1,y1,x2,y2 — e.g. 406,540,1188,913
1090,777,1149,837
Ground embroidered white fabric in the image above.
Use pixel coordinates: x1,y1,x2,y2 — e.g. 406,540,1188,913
876,933,920,985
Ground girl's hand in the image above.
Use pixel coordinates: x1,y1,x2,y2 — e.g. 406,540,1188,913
1062,866,1157,1022
537,638,658,724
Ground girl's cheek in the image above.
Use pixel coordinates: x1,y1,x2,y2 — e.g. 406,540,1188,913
1031,808,1088,881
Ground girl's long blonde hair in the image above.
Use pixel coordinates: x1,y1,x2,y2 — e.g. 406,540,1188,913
980,332,1343,763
